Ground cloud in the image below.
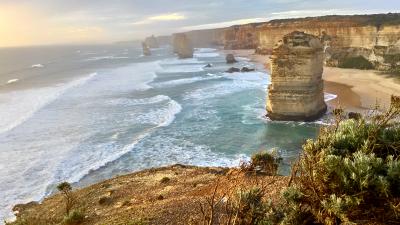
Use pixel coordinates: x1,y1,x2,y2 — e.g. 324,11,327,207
132,13,186,25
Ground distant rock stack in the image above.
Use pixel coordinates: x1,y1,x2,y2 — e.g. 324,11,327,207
142,42,151,56
144,35,159,48
172,33,194,58
225,54,237,64
266,31,327,121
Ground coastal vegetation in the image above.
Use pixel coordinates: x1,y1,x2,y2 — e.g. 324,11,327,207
8,97,400,224
338,56,375,70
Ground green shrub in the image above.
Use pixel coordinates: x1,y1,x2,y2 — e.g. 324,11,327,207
281,96,400,224
338,56,374,70
62,209,85,225
249,150,282,175
57,182,75,215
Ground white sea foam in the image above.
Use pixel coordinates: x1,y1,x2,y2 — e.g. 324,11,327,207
324,93,338,102
194,48,218,53
107,95,170,106
127,135,249,170
135,98,182,127
55,98,182,185
235,56,251,61
6,79,19,84
223,71,270,83
65,132,153,184
152,76,221,88
161,64,205,73
183,71,269,101
160,58,205,65
86,56,130,61
184,80,258,101
31,64,44,68
0,73,97,134
194,52,220,58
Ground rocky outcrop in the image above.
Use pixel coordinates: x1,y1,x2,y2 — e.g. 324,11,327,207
224,24,259,49
225,67,255,73
172,33,194,58
267,31,327,121
255,14,400,71
144,35,159,48
226,54,237,63
142,42,151,56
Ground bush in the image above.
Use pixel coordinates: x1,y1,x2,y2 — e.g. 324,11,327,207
57,182,75,214
282,96,400,224
62,209,85,225
160,177,170,184
243,150,282,175
338,56,374,70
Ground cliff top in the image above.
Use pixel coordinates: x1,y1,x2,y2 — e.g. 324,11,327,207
263,13,400,28
9,165,288,225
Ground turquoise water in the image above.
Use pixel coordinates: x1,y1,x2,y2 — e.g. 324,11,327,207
0,45,320,220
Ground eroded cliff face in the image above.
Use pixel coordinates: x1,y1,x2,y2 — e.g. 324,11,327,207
224,24,258,49
255,15,400,71
267,31,327,121
159,14,399,70
172,33,194,58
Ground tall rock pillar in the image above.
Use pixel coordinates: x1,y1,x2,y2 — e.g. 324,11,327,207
172,33,194,59
267,31,327,121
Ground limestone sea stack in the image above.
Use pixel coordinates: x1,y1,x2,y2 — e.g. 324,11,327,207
144,35,159,48
172,33,194,58
142,42,151,56
266,31,327,121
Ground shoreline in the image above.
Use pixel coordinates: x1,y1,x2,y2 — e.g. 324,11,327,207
223,49,400,112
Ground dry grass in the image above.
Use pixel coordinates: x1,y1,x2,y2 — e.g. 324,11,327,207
10,165,288,225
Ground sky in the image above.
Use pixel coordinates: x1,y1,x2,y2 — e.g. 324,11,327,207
0,0,399,47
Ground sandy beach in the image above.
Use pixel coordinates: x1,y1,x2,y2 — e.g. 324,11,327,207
224,49,400,112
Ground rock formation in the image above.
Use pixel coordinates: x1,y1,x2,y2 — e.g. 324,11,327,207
172,33,194,58
226,67,241,73
144,35,159,48
173,13,400,72
225,67,255,73
142,42,151,56
267,31,327,121
226,54,237,63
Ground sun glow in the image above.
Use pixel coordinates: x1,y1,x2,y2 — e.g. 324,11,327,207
0,4,107,47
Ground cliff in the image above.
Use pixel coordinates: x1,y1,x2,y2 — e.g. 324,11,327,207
172,33,194,58
168,13,400,71
267,31,327,121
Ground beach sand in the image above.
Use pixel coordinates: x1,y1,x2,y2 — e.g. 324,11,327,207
223,49,400,112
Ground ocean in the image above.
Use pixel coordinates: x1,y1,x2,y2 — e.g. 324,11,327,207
0,43,328,220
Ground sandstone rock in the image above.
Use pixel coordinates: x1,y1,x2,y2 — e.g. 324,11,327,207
267,31,327,121
226,54,237,64
226,67,240,73
142,42,151,56
144,35,159,48
172,33,194,59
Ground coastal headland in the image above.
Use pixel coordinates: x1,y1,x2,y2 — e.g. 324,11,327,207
7,13,400,225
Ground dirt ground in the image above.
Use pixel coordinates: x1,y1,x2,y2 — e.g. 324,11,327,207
11,165,289,225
